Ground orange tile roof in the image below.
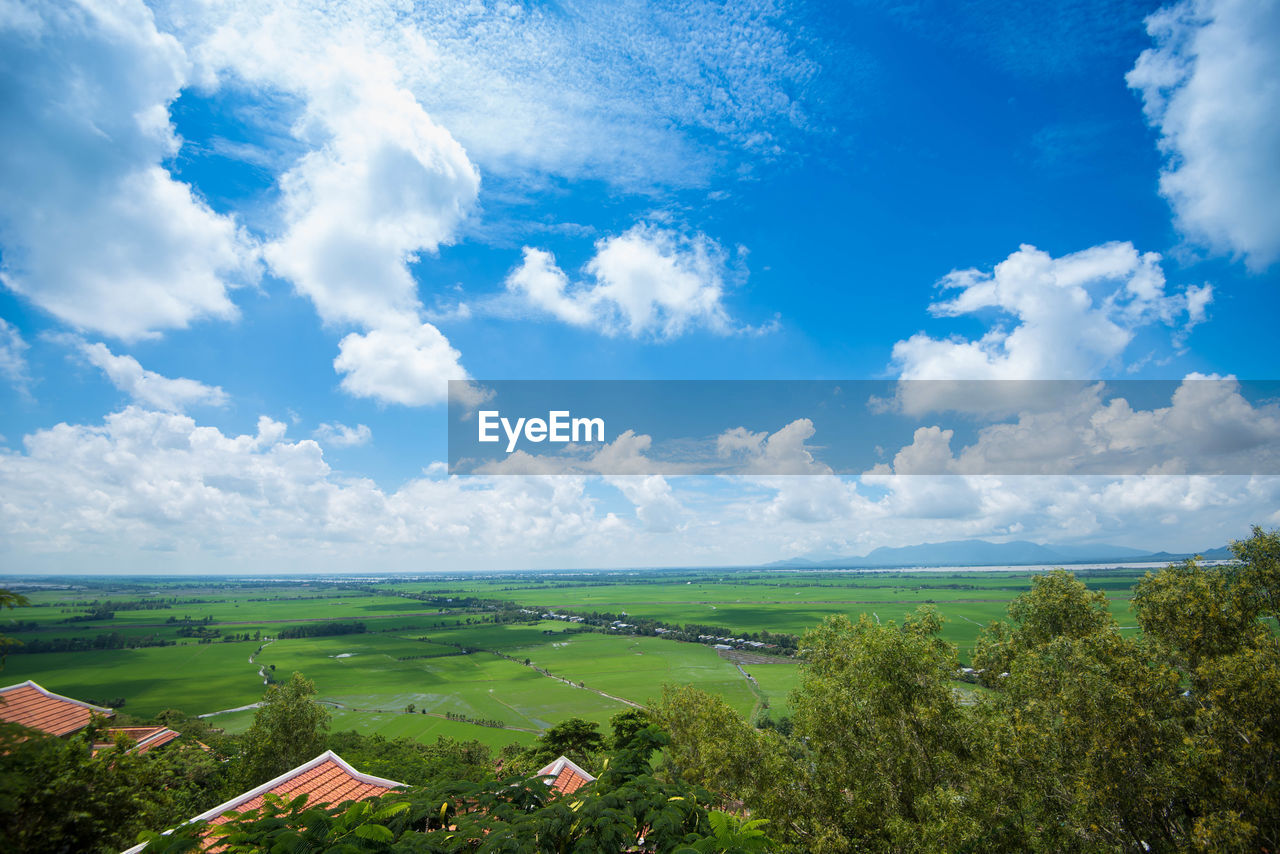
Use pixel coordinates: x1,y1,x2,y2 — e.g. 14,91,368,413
536,756,596,795
0,680,114,736
206,756,399,824
94,725,183,756
121,751,405,853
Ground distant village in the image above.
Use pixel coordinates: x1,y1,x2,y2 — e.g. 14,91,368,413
521,608,796,654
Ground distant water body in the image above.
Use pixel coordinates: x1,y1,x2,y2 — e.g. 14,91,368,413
805,560,1234,574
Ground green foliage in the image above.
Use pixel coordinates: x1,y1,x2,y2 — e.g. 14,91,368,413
277,621,367,639
237,671,331,788
677,812,773,854
973,570,1115,685
655,683,772,805
0,718,227,854
1133,558,1265,669
655,532,1280,853
147,728,715,853
325,731,493,787
609,707,656,749
786,609,973,851
1232,524,1280,616
530,716,606,767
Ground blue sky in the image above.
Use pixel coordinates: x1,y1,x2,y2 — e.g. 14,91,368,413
1,0,1278,573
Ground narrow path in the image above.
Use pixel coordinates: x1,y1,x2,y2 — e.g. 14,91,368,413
198,702,261,718
538,670,644,709
733,662,764,721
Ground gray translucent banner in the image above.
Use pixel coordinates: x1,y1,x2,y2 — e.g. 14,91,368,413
447,379,1280,475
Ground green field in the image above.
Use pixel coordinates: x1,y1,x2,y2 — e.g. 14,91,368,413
1,566,1160,743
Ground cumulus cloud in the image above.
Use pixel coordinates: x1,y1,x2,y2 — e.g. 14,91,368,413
1,406,1277,570
889,243,1212,405
75,340,228,412
0,406,610,567
261,54,480,331
605,475,685,533
506,225,736,338
333,323,469,407
472,430,663,476
872,376,1280,476
175,11,482,406
313,422,372,447
1128,0,1280,269
0,0,258,340
716,419,831,474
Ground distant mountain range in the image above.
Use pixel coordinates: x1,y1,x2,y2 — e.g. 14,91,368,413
763,539,1234,569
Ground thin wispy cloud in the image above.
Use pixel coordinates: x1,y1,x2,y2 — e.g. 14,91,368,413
159,0,821,188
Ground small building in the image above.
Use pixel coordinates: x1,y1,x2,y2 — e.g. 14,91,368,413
92,725,184,756
120,750,404,853
0,679,115,736
536,755,596,795
0,679,185,756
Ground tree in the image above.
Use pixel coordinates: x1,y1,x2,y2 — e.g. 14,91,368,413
531,717,605,767
988,630,1193,852
678,811,773,854
0,716,226,854
1132,557,1265,670
609,707,655,749
783,608,975,851
324,731,492,787
973,569,1116,684
236,672,330,788
1232,524,1280,616
0,588,30,666
656,684,773,806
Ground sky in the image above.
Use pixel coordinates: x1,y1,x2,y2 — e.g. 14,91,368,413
0,0,1278,574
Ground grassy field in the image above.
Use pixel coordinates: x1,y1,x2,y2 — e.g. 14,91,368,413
0,641,265,715
2,565,1161,743
414,623,765,717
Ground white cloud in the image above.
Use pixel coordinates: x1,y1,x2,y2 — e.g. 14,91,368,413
0,405,1276,571
0,0,258,340
1128,0,1280,269
872,376,1280,476
262,53,480,330
313,422,372,447
0,318,31,391
0,406,609,567
605,475,685,533
504,248,595,327
716,419,831,474
164,0,817,188
506,224,736,338
75,340,227,412
472,430,663,476
889,243,1212,400
170,12,482,405
333,323,468,407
